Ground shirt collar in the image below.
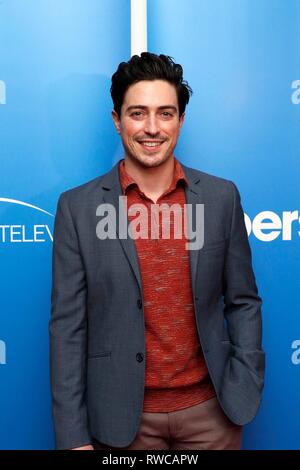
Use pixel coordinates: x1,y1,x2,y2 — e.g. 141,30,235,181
119,157,189,196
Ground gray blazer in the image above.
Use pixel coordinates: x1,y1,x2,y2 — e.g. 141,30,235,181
49,160,265,449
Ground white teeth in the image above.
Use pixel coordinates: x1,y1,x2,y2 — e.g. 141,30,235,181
139,141,163,147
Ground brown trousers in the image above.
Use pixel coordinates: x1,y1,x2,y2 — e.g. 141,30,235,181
92,397,242,450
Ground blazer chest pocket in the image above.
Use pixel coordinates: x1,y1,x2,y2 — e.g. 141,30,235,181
199,239,227,254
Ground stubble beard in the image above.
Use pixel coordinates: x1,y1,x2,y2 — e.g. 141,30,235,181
125,140,174,169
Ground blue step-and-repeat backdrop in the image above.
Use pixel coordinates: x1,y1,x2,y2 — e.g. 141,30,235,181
0,0,299,449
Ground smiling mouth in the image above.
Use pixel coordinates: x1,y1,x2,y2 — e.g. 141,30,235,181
137,140,166,151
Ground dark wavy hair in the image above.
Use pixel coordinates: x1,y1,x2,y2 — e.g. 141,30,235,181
111,52,193,118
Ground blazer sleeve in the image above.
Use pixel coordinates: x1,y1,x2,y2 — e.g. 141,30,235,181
49,192,91,449
223,181,265,383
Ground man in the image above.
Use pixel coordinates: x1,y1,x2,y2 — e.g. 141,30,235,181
49,53,265,450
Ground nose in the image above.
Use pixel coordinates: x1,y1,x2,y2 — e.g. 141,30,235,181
144,114,160,135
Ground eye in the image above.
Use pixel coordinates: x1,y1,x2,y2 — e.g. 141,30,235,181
162,112,173,117
131,111,143,117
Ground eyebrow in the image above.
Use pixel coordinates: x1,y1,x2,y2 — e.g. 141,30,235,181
125,105,178,113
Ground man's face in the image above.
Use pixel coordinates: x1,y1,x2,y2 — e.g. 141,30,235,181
112,80,185,168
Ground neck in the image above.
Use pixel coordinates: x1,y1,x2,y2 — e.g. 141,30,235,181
123,155,175,202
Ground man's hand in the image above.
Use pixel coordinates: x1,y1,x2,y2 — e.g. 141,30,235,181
71,444,94,450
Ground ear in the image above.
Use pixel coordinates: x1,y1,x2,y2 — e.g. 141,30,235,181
111,110,122,134
179,112,185,130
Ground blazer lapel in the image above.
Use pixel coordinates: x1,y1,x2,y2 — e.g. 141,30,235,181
100,161,142,292
182,165,204,297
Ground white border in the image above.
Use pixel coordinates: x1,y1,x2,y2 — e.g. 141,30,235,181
131,0,147,56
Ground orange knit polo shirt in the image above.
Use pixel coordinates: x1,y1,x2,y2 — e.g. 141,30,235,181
119,157,215,412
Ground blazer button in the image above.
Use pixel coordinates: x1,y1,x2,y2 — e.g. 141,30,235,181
137,299,142,309
136,353,144,363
